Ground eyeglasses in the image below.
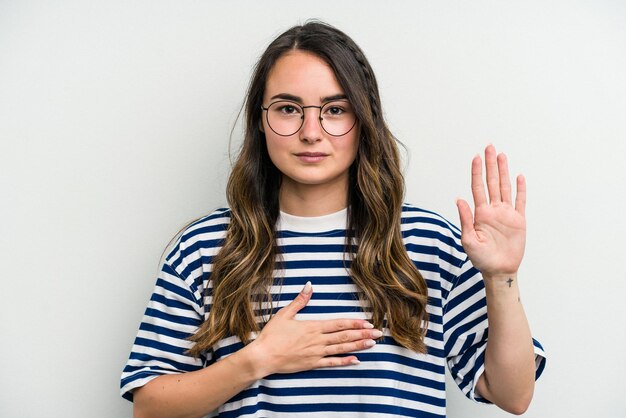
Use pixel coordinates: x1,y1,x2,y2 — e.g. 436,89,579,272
261,100,357,137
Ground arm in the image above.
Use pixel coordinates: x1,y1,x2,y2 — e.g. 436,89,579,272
133,282,381,418
476,273,535,415
456,146,536,415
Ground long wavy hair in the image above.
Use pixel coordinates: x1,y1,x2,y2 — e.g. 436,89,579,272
188,21,429,356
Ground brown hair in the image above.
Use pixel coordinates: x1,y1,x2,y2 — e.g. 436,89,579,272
188,21,429,356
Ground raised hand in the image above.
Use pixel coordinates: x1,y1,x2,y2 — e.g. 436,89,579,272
248,282,382,376
456,145,526,278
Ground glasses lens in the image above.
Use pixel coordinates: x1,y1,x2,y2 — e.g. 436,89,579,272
266,101,304,136
320,101,356,136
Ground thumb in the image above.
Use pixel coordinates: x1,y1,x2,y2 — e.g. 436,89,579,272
277,281,312,319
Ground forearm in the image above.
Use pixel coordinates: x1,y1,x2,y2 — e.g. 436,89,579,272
477,273,535,415
133,344,263,418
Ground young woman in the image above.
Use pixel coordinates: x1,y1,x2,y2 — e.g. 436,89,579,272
121,21,546,418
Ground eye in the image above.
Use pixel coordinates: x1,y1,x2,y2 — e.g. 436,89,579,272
327,106,344,116
276,103,302,115
323,101,352,118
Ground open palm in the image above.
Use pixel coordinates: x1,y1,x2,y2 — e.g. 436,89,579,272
456,145,526,277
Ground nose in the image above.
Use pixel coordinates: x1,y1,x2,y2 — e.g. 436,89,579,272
299,107,323,143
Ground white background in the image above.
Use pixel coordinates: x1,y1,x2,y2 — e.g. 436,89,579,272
1,1,625,417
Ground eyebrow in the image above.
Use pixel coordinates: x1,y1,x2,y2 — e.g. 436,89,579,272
268,93,348,103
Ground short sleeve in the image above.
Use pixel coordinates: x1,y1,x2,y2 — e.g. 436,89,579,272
120,261,207,401
443,259,547,403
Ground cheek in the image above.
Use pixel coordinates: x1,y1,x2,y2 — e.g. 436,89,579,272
343,135,360,163
264,136,286,166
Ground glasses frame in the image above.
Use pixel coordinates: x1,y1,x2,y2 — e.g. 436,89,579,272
260,100,357,137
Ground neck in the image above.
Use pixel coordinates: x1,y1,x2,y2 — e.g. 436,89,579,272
279,176,349,217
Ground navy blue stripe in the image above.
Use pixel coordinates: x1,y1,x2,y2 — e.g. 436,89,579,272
266,291,359,302
133,337,190,356
277,229,346,238
274,276,446,293
405,243,438,257
231,384,446,408
277,259,351,269
221,400,445,418
284,305,368,314
138,322,193,341
179,217,229,243
149,292,192,312
213,341,245,359
180,223,229,243
121,369,165,401
402,215,461,239
413,260,440,274
426,312,443,326
144,307,200,327
402,228,463,253
401,205,461,235
272,275,355,286
268,368,445,392
404,243,465,268
153,277,196,305
251,305,369,316
127,351,200,373
356,351,445,374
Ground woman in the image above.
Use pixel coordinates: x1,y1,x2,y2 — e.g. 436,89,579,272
121,21,545,417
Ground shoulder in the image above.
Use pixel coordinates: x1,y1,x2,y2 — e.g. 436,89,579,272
163,207,232,273
400,203,466,268
401,203,462,241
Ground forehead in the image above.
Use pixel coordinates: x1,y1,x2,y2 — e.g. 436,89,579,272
264,50,344,101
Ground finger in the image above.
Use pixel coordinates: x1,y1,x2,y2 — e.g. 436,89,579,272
318,318,374,334
324,329,383,346
498,153,512,204
456,198,475,237
515,174,526,217
470,154,487,207
276,281,312,319
323,338,377,356
485,145,501,203
316,356,361,368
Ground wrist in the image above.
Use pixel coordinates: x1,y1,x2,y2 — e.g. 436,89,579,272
481,271,518,283
235,339,272,381
481,272,522,304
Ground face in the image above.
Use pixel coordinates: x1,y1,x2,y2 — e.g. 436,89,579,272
261,50,359,198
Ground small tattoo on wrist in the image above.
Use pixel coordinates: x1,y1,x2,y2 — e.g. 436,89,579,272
506,278,513,287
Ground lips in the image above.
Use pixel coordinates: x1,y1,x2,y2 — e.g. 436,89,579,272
295,152,328,157
294,152,329,163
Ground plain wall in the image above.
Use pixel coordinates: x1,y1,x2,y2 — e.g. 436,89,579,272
1,1,625,416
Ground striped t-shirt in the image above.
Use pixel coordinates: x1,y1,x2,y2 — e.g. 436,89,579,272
121,204,546,417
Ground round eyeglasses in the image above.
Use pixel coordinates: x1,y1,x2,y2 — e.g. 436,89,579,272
261,100,357,137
